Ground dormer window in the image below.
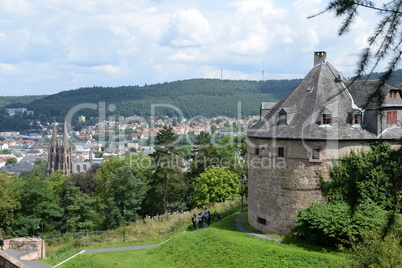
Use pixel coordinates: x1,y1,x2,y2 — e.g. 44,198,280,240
353,113,362,125
321,109,331,125
278,109,287,126
389,90,399,99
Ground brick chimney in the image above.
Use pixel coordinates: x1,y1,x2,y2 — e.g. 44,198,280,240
314,51,327,66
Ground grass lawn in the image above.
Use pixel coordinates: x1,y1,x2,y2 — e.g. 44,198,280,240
58,214,352,268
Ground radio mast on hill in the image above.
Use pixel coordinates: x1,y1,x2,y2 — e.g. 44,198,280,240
262,62,265,81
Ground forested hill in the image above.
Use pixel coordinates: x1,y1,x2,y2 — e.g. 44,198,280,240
7,79,301,122
0,95,46,108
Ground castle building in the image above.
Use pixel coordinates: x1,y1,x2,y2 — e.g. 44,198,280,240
247,51,402,235
48,121,73,176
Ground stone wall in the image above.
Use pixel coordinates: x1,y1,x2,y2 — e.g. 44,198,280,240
247,137,375,235
4,237,46,260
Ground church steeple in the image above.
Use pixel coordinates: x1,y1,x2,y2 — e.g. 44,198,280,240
52,120,58,146
62,120,69,147
48,120,73,176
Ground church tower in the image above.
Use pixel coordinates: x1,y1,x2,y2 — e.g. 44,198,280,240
48,121,73,176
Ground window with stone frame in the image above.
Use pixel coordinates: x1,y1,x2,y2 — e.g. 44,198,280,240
389,90,399,99
322,114,331,124
278,109,287,125
312,149,320,160
277,147,285,158
386,111,398,125
321,108,332,125
353,113,362,125
255,147,260,155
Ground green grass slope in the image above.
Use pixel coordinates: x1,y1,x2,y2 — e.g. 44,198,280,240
59,214,352,268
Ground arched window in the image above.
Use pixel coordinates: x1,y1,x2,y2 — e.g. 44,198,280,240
321,109,331,125
278,109,287,125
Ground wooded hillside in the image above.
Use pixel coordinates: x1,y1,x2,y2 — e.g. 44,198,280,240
4,79,301,122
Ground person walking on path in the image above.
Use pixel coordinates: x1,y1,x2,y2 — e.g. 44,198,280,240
203,208,209,226
191,214,197,229
198,213,203,229
207,211,211,226
0,237,4,250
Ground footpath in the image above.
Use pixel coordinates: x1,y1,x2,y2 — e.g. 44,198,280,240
234,212,284,242
5,212,280,267
3,249,52,268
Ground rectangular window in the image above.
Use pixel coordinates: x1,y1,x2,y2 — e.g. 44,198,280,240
389,90,398,99
277,147,285,158
387,111,398,125
322,114,331,124
353,114,362,124
312,149,320,160
257,217,266,226
255,147,260,155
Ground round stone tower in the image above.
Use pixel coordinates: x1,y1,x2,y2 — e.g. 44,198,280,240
247,51,402,235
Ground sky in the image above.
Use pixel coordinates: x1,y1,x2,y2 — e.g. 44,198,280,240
0,0,385,96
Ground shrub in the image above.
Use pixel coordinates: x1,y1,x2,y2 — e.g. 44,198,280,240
292,202,400,246
344,230,402,267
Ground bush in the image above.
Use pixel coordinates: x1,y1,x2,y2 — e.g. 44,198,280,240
292,202,401,246
345,230,402,267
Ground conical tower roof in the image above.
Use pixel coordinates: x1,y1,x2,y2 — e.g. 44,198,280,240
248,52,382,140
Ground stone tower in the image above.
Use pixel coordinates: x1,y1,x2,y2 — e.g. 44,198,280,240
48,121,73,176
247,51,402,235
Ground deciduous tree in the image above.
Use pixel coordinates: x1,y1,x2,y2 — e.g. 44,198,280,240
194,166,240,207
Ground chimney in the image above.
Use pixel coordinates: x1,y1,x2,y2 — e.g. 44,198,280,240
314,51,327,66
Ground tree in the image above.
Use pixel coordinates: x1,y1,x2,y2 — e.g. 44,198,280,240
0,173,20,236
58,181,98,233
312,1,402,83
293,142,402,248
5,157,17,166
104,165,147,228
17,177,63,236
322,142,401,213
190,132,214,177
194,166,241,207
94,153,153,225
70,164,101,197
144,126,188,215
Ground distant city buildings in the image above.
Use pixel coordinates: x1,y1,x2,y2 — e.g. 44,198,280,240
0,115,258,176
5,108,34,116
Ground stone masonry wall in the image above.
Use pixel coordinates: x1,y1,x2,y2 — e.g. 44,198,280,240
3,237,46,260
247,137,374,235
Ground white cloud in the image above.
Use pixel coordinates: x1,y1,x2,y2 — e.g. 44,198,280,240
91,65,120,74
0,63,16,72
167,51,197,62
0,0,391,95
166,9,216,47
0,32,8,41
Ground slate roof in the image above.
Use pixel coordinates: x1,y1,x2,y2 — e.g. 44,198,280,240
248,56,402,140
0,160,33,172
347,80,400,109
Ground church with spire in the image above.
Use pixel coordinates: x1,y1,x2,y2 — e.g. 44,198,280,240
48,121,73,176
